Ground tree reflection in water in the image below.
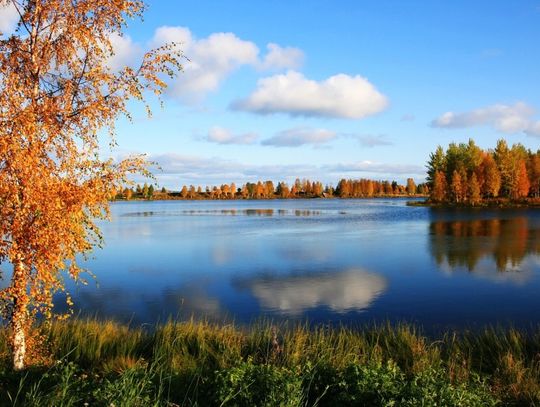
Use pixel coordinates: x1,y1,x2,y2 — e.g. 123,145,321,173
430,217,540,273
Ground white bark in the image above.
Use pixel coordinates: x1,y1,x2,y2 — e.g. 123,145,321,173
11,259,27,371
12,312,26,371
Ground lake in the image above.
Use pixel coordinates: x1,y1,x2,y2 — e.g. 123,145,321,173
55,199,540,331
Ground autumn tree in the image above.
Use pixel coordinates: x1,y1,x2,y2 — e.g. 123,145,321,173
431,171,447,202
450,169,466,203
528,152,540,197
480,153,501,198
468,173,481,205
0,0,182,370
188,185,196,199
406,178,416,195
515,160,530,199
426,146,445,187
142,183,149,198
494,139,512,196
221,183,230,198
123,187,133,200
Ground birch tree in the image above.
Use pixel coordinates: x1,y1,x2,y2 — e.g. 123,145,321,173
0,0,182,369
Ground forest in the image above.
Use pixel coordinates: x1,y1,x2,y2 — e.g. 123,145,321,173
426,139,539,205
117,177,428,200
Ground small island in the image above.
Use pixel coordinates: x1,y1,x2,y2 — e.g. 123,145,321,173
418,138,540,207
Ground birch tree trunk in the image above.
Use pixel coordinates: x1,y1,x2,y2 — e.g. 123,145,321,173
11,259,28,371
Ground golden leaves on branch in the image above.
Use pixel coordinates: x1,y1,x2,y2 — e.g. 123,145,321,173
0,0,183,367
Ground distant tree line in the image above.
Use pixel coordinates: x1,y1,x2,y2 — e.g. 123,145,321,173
112,183,155,200
114,177,428,201
427,139,539,205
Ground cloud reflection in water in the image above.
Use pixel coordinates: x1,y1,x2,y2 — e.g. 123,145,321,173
245,269,387,315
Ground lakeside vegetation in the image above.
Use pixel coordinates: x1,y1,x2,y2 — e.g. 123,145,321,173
426,139,540,206
2,319,540,406
115,177,429,201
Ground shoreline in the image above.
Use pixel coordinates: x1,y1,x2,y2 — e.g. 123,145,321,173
1,319,538,405
113,194,428,202
407,198,540,208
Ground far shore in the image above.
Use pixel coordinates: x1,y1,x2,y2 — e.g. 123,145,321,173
113,191,428,202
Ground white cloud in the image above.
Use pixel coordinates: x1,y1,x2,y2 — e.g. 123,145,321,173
432,102,540,136
152,26,259,102
140,152,425,188
258,43,304,70
207,126,258,145
148,153,315,184
260,129,393,148
232,70,388,119
107,33,142,71
0,3,19,35
262,127,337,147
246,269,387,315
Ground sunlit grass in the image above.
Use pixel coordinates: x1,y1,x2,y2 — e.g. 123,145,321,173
1,319,540,405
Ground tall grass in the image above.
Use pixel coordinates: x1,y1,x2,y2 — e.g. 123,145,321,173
1,319,540,405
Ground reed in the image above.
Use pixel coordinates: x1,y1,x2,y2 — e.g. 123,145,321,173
1,319,540,405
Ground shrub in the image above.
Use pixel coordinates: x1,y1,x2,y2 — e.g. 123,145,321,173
213,358,304,406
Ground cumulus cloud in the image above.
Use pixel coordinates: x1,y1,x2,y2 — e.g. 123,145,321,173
107,33,143,71
262,127,337,147
0,3,19,35
231,70,389,119
244,269,387,315
258,43,304,70
206,126,259,145
153,26,259,102
432,102,540,136
148,27,304,102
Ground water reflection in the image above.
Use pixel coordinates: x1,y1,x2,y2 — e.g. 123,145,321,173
61,282,224,324
121,209,323,217
41,200,540,330
430,217,540,274
240,269,387,315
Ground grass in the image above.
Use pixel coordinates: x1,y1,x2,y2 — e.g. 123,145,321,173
1,319,540,405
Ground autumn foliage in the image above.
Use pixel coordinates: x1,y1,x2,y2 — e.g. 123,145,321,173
160,177,428,201
0,0,182,369
426,139,539,205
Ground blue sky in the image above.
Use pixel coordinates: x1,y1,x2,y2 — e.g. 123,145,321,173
8,1,540,188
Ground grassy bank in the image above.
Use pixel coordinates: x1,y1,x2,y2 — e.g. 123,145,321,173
1,320,540,406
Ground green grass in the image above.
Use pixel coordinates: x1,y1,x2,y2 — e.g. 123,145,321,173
1,320,540,406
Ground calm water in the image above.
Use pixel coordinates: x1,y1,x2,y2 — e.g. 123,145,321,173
50,199,540,330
